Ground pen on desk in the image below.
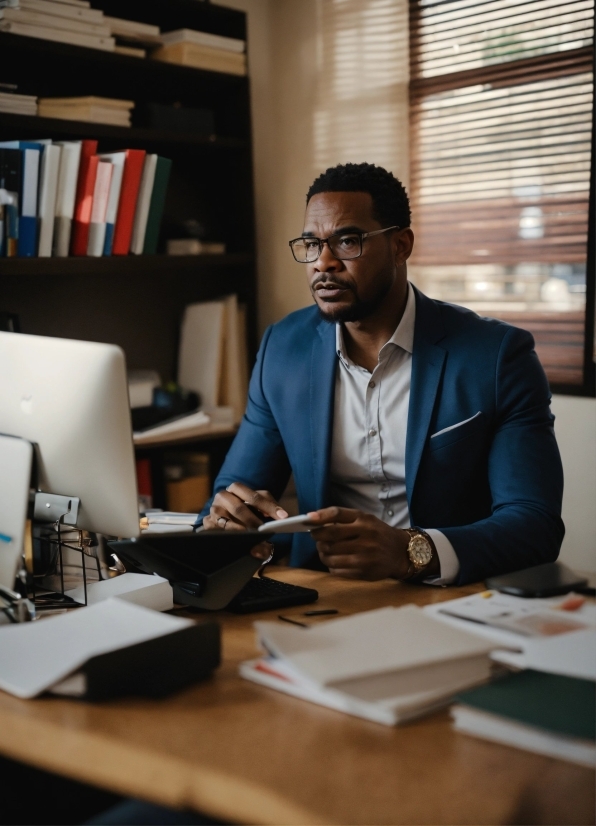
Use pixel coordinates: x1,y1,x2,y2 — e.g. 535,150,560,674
277,615,309,628
303,609,339,616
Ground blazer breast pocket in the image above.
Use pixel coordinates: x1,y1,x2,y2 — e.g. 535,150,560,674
429,411,486,452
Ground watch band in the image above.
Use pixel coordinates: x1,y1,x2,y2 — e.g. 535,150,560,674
402,527,435,581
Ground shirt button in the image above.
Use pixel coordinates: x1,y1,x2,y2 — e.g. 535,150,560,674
387,509,394,517
369,380,375,388
368,428,377,437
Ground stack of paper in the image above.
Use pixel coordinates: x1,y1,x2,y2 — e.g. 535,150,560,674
241,606,494,726
0,89,37,115
38,96,134,127
0,0,115,52
152,29,246,76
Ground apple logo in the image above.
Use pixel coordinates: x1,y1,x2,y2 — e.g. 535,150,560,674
20,395,33,415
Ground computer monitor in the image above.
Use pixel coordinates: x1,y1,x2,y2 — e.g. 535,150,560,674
0,331,140,538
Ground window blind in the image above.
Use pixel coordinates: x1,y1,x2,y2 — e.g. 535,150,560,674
409,0,594,390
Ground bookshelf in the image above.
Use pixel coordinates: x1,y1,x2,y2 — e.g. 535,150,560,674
0,1,257,507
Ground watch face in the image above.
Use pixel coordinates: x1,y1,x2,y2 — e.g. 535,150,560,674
409,535,433,567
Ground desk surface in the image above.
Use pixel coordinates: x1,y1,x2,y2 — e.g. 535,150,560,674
0,569,593,825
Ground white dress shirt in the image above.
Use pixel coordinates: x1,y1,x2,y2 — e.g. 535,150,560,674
328,282,460,585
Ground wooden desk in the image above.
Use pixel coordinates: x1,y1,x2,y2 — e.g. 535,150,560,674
0,569,593,825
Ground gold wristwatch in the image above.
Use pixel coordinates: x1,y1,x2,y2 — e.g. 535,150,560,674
403,527,435,580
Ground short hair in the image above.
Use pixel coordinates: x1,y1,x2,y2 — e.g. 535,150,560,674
306,162,411,228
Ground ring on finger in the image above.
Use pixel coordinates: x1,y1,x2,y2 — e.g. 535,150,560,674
217,516,229,529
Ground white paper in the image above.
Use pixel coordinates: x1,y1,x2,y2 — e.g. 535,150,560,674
65,572,174,612
0,598,192,698
133,409,210,445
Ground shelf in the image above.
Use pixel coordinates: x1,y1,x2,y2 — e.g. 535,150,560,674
0,112,246,148
0,32,248,92
0,253,254,277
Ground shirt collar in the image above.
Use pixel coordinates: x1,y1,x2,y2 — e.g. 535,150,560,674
335,281,416,367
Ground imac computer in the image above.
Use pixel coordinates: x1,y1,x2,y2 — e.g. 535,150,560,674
0,331,139,538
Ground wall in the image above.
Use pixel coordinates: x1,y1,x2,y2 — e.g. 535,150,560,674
551,395,596,573
220,0,411,331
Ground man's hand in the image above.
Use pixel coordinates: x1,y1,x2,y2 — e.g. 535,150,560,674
203,481,288,559
307,507,411,580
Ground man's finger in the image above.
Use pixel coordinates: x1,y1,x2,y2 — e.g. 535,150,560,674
306,507,359,525
212,491,263,529
226,482,288,520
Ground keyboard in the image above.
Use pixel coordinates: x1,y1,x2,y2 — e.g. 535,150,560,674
226,576,318,614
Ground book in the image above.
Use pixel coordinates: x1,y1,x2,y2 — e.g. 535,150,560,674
142,155,172,254
452,670,596,767
152,42,247,76
70,139,98,255
130,153,157,255
0,147,21,257
98,151,125,255
0,7,111,36
39,96,134,127
0,19,115,51
86,159,112,256
111,148,145,255
159,28,245,53
18,0,104,24
0,140,42,256
52,139,81,256
114,44,146,58
178,300,227,410
241,606,495,726
0,90,37,115
104,15,160,41
36,142,61,256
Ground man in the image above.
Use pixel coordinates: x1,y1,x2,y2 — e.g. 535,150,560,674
199,163,564,586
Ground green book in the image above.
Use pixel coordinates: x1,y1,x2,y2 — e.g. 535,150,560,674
142,156,172,255
452,670,595,767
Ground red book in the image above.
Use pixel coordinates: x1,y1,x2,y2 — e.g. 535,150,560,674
111,149,146,255
69,139,98,256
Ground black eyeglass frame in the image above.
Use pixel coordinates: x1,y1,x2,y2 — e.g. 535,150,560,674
288,225,400,263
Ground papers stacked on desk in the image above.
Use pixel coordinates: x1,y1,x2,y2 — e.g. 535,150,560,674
240,605,494,726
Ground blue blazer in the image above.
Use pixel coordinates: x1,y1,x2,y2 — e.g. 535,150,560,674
200,287,564,585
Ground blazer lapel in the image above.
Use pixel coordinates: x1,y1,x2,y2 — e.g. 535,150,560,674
310,320,337,509
406,289,447,506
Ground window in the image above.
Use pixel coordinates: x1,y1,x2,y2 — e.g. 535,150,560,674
408,0,595,394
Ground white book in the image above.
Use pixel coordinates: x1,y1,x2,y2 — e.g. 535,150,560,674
87,159,113,256
0,598,192,698
52,139,81,256
130,153,157,255
37,142,61,256
0,7,110,35
132,409,212,446
253,606,494,695
19,0,104,23
160,28,245,53
0,19,114,50
65,572,174,612
242,606,496,726
21,145,39,219
178,300,226,410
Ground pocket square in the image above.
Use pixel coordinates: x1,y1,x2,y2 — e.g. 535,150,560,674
431,411,483,439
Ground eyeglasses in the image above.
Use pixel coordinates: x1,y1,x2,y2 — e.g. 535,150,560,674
289,226,399,263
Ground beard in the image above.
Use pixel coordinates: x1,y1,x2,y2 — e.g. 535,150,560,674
312,274,394,323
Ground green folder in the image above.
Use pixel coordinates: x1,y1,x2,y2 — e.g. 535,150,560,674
456,670,595,741
142,156,172,255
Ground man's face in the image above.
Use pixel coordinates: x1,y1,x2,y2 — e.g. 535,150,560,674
303,191,400,323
